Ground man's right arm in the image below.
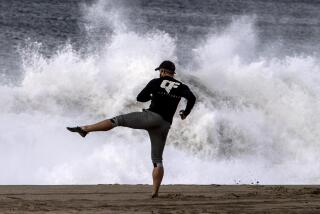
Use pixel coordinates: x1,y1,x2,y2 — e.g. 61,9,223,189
136,79,157,102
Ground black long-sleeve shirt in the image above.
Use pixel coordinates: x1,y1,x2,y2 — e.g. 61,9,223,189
137,76,196,123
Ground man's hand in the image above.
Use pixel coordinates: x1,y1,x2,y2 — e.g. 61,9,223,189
179,110,187,120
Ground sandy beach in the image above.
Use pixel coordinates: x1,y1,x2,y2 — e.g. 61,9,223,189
0,185,319,213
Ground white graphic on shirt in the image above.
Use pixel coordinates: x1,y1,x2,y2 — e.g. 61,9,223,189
160,80,180,93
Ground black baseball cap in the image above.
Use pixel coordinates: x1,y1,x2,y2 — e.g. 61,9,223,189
155,60,176,73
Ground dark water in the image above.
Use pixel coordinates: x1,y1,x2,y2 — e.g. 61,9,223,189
1,0,320,81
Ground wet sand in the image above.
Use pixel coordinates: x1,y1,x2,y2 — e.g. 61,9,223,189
0,185,320,213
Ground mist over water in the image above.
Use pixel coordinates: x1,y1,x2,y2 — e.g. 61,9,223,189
1,0,320,184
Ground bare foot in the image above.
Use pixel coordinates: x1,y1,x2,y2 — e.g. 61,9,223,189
151,193,158,198
66,126,88,138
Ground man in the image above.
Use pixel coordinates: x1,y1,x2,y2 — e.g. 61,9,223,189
67,60,196,198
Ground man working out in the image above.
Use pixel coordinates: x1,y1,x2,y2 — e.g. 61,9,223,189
67,60,196,198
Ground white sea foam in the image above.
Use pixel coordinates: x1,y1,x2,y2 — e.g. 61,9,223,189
1,0,320,184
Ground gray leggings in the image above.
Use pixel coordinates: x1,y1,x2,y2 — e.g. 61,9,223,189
111,110,171,165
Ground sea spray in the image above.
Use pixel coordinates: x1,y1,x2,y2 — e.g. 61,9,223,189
1,0,320,184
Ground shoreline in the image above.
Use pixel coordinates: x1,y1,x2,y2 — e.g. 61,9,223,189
1,185,320,213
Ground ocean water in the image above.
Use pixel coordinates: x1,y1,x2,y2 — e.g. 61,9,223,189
1,0,320,184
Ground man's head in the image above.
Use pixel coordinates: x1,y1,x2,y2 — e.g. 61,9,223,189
155,60,175,77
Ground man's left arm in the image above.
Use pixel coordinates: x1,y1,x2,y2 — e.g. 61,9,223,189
180,85,196,119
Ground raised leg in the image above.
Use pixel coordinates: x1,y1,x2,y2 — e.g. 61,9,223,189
82,119,114,132
67,119,114,138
